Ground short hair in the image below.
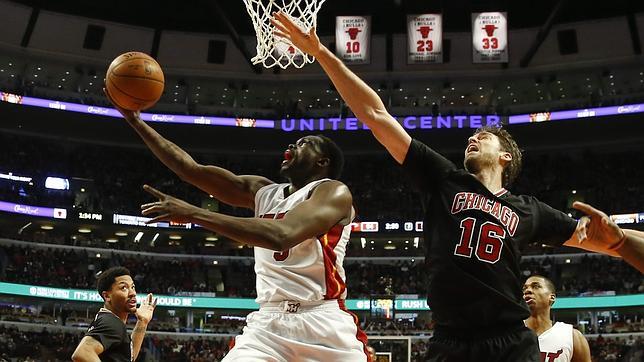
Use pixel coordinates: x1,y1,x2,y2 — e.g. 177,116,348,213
530,274,556,293
97,266,131,300
474,126,523,187
315,134,344,180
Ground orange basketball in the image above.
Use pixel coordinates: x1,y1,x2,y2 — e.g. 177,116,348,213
105,52,164,111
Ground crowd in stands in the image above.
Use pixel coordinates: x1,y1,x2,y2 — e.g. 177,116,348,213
1,242,641,298
1,132,643,222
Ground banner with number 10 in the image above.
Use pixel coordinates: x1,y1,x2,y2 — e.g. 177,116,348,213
335,15,371,64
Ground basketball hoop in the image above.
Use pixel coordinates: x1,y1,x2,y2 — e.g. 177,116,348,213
242,0,326,69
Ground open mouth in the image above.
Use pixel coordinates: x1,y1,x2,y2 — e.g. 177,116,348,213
466,144,479,154
127,299,137,308
523,296,534,304
282,150,293,165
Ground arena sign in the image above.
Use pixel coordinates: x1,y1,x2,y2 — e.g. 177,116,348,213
1,282,643,310
2,92,644,131
279,114,502,131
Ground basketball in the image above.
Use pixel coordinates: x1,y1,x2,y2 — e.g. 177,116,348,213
105,51,164,111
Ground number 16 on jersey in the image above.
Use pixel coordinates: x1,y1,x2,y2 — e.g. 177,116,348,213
454,217,506,264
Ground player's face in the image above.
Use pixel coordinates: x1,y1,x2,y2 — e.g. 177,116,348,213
522,277,554,312
280,136,325,178
463,131,510,175
107,275,138,314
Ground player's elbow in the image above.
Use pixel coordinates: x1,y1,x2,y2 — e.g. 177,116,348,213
71,350,87,362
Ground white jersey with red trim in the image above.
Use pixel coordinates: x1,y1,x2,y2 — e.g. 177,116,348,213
538,322,574,362
253,179,352,304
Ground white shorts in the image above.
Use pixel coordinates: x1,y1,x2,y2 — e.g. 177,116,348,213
222,299,370,362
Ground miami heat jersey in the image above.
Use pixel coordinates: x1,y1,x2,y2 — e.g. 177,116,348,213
538,322,574,362
253,179,352,304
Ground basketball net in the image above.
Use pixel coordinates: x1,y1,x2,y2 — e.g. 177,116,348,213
242,0,326,69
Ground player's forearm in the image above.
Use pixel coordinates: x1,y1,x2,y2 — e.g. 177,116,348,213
130,320,149,361
617,229,644,272
127,117,199,179
315,46,389,127
190,208,294,251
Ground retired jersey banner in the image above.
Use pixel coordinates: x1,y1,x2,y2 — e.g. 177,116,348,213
472,12,508,63
335,16,371,64
407,14,443,63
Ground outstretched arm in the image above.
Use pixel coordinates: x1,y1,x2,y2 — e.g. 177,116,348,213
564,201,644,272
104,89,272,209
140,181,353,251
272,12,411,164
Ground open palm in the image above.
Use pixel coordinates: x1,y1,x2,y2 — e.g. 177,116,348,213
271,11,323,57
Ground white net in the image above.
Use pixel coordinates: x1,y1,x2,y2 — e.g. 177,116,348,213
242,0,326,69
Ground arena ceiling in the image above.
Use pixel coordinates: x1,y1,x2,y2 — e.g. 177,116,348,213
9,0,644,36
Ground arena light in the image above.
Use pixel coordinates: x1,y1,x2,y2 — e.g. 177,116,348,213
78,227,91,233
134,232,144,243
115,231,127,236
212,260,219,265
169,234,182,240
205,235,218,241
40,225,53,230
151,233,159,247
45,177,70,190
0,172,32,182
105,238,118,243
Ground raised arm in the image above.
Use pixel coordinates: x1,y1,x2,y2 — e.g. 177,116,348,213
104,89,272,209
564,201,644,272
71,336,103,362
131,293,157,361
140,181,353,251
272,12,411,164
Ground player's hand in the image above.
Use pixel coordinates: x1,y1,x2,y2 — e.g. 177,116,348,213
135,293,157,324
102,87,141,125
572,201,625,249
271,11,323,57
141,184,197,224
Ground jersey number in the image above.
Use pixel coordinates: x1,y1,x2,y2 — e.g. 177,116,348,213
273,250,290,261
454,217,505,264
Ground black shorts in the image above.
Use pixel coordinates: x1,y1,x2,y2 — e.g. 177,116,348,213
426,323,541,362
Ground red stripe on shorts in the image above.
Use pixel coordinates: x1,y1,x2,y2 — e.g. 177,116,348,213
338,299,372,362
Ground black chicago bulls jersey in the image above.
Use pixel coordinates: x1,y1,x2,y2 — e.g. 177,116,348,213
403,139,577,329
85,309,131,362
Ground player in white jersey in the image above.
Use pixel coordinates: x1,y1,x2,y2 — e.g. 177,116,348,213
103,93,371,362
523,275,591,362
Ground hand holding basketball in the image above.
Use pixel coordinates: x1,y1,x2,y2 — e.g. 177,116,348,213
105,52,164,111
271,11,323,57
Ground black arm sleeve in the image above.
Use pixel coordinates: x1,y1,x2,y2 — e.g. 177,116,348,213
401,139,457,192
86,313,124,352
532,199,578,247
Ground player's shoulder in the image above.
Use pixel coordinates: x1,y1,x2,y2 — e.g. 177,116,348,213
93,310,124,328
311,179,351,196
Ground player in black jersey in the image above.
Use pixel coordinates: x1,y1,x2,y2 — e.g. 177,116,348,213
72,267,156,362
272,12,644,361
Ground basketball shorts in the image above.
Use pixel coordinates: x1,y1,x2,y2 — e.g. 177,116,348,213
222,299,370,362
426,322,541,362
